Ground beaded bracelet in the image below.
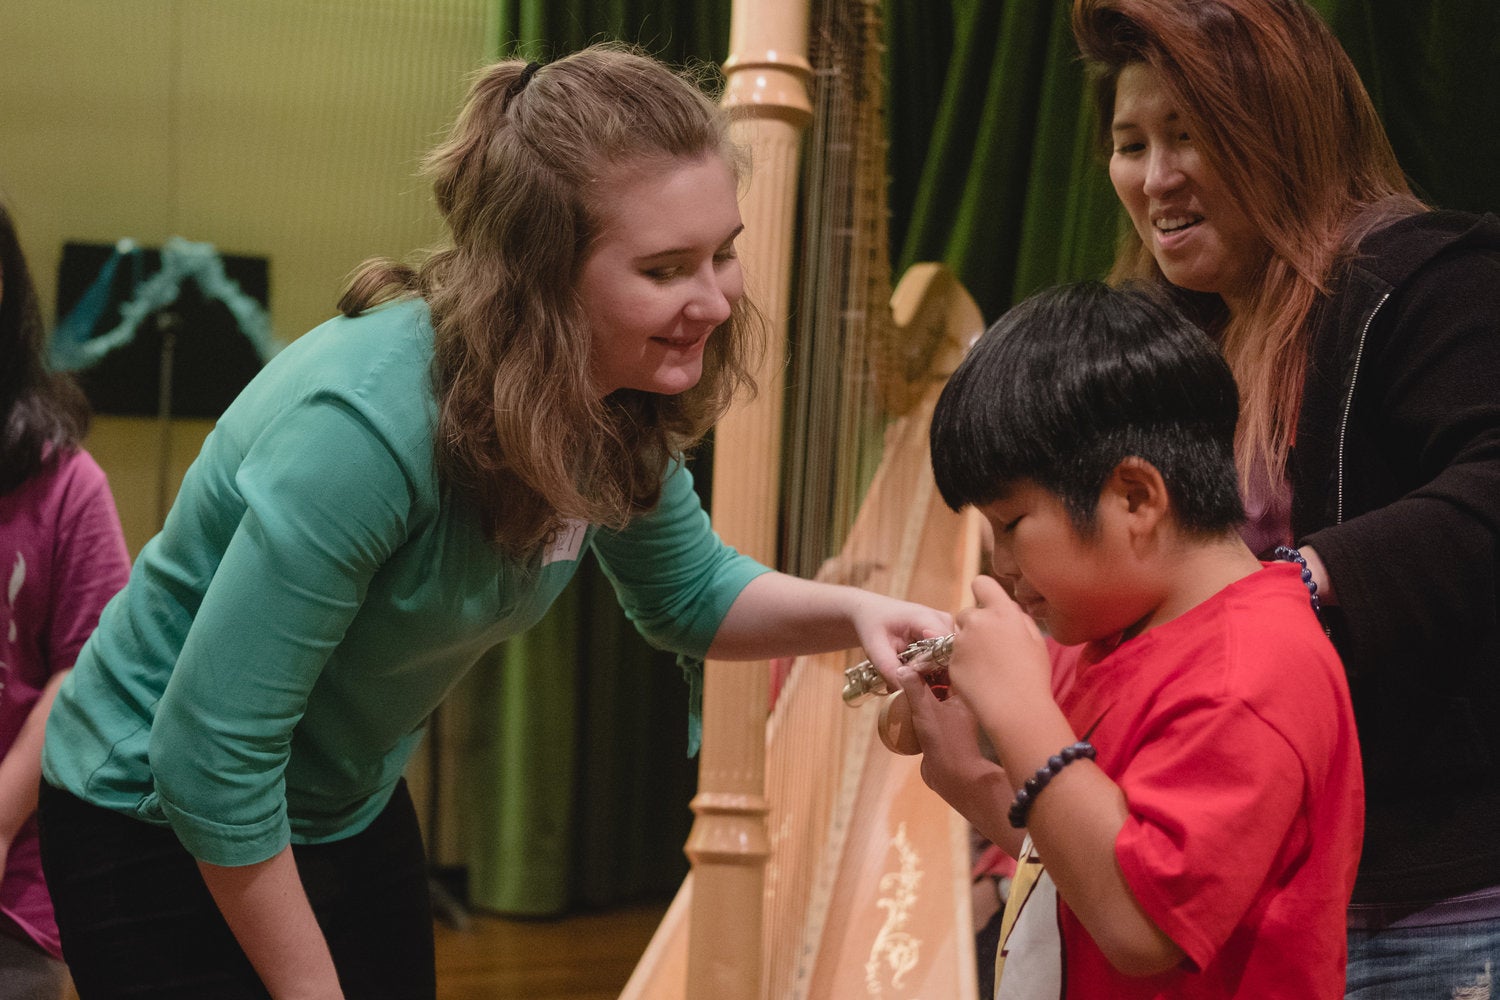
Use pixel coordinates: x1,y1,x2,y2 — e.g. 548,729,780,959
1007,741,1097,829
1273,545,1321,613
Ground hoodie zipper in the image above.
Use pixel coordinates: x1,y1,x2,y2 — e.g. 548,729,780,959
1335,291,1391,526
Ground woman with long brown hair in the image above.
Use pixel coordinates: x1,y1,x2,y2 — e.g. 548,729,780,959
35,46,950,1000
1071,0,1500,994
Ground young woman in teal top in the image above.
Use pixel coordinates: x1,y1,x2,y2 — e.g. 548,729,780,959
37,46,951,1000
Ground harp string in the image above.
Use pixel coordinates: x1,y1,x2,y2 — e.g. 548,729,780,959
622,0,983,994
781,0,891,582
767,2,896,996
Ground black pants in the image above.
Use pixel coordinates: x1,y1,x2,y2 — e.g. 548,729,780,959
38,780,436,1000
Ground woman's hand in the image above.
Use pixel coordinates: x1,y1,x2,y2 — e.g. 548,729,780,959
848,591,955,677
707,571,952,666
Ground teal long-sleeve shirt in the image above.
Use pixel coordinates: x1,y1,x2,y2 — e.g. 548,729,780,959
42,298,768,867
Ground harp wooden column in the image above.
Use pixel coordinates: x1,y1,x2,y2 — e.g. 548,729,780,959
685,2,812,998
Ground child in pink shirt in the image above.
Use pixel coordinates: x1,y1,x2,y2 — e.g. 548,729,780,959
0,201,130,996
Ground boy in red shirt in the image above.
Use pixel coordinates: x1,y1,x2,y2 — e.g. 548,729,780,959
897,282,1363,998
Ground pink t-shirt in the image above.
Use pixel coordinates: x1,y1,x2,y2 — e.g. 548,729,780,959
997,565,1363,999
0,448,130,956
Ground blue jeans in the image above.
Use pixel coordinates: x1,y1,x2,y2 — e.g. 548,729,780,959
1347,920,1499,999
38,779,436,1000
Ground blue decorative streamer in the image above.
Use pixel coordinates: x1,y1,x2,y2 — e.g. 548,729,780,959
49,236,280,372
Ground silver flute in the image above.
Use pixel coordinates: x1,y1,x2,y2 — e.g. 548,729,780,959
842,633,955,706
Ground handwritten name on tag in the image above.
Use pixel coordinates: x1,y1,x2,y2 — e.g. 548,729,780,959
541,519,587,566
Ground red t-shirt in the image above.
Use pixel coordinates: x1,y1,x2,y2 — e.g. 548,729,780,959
997,563,1363,999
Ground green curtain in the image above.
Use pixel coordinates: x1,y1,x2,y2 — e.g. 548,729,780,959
1314,1,1500,218
454,558,706,915
885,1,1120,320
492,0,729,64
456,0,1500,917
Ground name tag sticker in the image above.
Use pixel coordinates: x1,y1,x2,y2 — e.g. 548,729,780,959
541,519,587,566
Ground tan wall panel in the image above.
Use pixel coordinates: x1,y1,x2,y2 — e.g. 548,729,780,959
2,1,500,858
1,0,495,548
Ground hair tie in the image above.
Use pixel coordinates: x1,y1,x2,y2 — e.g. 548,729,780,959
507,60,542,102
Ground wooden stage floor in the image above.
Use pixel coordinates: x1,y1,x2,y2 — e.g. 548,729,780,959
60,900,669,1000
435,900,669,1000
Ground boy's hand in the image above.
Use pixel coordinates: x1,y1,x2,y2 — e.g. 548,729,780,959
948,575,1053,734
893,666,1016,849
892,674,987,789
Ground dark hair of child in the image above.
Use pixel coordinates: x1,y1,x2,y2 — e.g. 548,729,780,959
930,281,1245,536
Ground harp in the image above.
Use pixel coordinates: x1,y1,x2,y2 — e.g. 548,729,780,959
622,1,986,997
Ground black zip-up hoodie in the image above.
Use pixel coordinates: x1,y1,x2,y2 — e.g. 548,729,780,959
1290,210,1500,904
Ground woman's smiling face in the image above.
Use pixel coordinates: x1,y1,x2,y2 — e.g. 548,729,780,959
578,152,744,398
1108,63,1267,313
